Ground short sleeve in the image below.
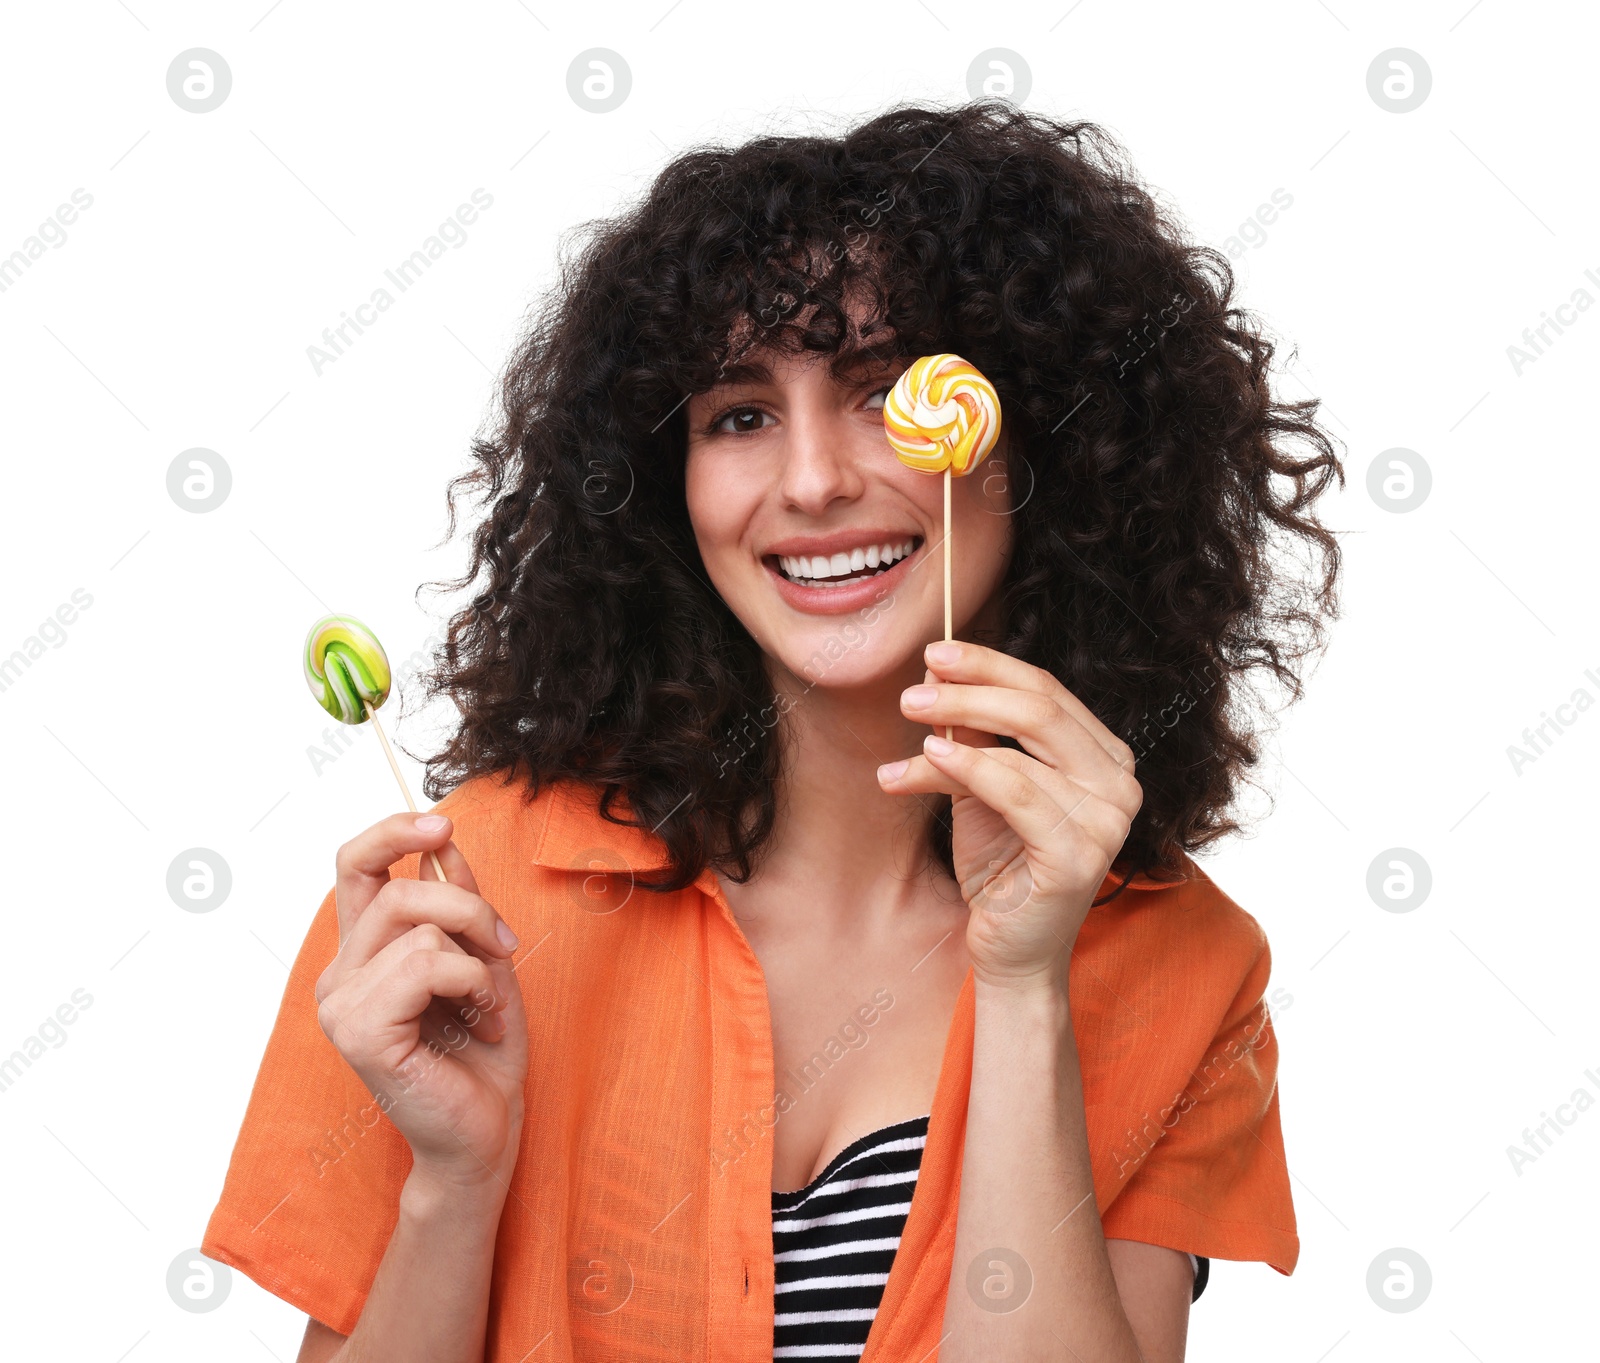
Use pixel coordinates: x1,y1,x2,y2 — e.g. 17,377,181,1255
1098,940,1299,1274
200,884,413,1335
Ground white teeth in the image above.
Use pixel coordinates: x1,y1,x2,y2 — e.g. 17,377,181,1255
777,537,918,582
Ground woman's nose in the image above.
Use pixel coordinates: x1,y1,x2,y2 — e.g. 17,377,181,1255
779,405,866,513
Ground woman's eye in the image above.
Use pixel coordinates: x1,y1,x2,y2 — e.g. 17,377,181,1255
862,386,891,411
714,407,773,435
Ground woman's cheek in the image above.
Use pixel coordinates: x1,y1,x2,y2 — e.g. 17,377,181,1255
683,448,730,546
684,452,760,592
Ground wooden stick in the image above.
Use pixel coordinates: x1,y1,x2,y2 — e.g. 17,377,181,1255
363,700,448,883
943,466,953,742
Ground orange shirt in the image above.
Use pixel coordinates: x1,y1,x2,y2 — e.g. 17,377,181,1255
202,775,1297,1361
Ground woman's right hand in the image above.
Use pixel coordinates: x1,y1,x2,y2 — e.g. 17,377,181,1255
314,812,528,1195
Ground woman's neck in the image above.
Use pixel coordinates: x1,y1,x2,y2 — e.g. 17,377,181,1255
720,589,1007,932
720,660,953,934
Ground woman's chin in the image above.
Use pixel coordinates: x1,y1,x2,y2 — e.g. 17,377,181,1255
766,623,935,695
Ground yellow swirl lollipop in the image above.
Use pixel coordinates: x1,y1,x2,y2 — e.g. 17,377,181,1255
303,613,445,882
883,355,1003,738
884,353,1002,475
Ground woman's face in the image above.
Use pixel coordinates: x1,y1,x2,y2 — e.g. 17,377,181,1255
684,346,1014,693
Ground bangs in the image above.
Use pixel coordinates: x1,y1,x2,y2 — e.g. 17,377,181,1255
626,156,936,401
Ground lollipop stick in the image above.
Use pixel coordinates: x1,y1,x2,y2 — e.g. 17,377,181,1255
942,467,954,742
362,700,448,883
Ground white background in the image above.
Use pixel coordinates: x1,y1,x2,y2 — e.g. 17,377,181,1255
1,1,1595,1359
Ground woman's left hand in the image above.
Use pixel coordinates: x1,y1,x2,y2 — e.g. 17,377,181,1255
877,640,1144,990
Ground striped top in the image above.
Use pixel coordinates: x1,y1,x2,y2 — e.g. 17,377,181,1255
772,1116,931,1359
771,1114,1208,1359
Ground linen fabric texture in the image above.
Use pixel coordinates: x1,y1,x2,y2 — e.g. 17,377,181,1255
201,775,1298,1362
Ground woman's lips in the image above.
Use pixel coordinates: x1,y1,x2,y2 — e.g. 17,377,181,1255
764,539,924,615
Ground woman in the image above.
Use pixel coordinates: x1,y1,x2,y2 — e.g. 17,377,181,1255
203,102,1340,1362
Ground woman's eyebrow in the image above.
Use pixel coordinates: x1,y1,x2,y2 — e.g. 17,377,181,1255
709,359,774,389
830,348,908,384
696,349,902,400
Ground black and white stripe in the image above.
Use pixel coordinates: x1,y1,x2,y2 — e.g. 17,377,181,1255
771,1115,930,1359
770,1114,1210,1359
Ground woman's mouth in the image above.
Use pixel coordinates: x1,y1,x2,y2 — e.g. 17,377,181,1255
774,536,920,587
762,535,925,615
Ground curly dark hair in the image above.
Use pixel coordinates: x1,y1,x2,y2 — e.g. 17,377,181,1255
421,100,1343,894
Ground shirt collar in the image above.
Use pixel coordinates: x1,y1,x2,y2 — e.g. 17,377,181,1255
530,778,1185,896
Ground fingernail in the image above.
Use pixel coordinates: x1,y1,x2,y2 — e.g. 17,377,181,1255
902,685,937,709
492,1013,506,1036
924,734,956,756
416,814,449,832
926,642,961,665
878,759,909,782
496,920,520,951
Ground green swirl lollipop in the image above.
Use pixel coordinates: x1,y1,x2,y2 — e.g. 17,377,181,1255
303,613,445,882
304,615,392,724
